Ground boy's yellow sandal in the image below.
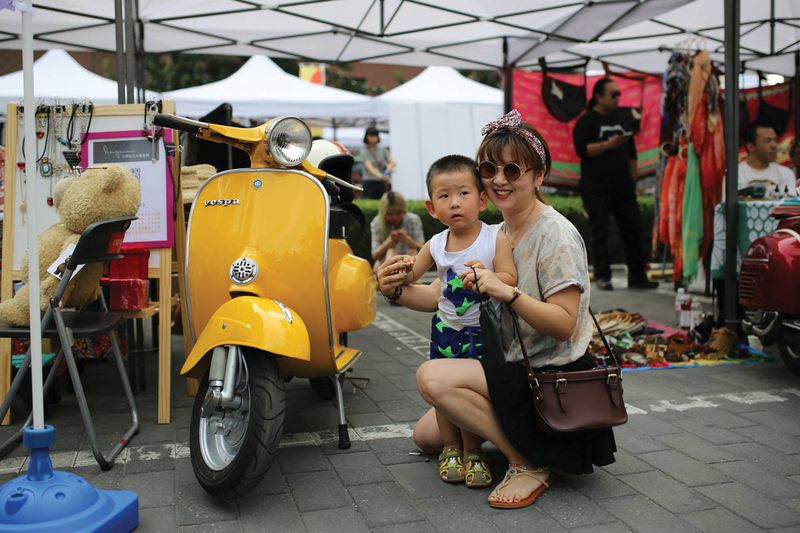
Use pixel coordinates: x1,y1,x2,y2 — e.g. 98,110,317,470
438,447,465,483
464,452,492,488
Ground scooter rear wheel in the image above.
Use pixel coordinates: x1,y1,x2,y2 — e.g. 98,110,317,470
778,334,800,375
190,348,286,499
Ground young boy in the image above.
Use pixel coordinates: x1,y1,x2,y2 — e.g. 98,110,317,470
400,155,516,488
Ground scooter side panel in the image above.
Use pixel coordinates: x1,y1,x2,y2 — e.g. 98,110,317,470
186,169,336,377
180,297,311,379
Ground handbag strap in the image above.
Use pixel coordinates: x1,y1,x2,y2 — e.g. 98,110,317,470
510,305,620,382
469,267,619,372
588,306,620,366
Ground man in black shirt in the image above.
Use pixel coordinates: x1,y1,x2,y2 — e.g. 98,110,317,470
573,78,657,290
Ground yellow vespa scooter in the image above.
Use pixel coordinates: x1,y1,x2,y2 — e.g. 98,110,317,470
153,114,376,499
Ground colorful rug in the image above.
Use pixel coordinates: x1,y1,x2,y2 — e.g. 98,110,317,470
621,343,773,373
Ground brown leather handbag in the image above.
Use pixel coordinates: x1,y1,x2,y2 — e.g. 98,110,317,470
513,308,628,434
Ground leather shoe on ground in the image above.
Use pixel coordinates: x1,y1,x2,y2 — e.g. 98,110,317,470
596,279,614,291
628,278,659,290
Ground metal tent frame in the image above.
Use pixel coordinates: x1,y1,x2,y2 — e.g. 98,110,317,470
0,0,690,106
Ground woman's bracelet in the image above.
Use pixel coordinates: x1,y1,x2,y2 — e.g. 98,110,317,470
507,286,522,306
383,285,403,303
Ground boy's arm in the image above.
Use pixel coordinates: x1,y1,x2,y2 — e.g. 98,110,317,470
406,240,434,284
492,231,517,287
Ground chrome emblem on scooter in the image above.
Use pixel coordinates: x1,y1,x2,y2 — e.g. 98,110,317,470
274,300,293,324
229,258,258,285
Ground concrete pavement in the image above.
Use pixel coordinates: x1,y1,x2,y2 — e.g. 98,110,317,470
0,284,798,532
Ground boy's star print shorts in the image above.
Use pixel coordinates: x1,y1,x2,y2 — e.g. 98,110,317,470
429,311,485,360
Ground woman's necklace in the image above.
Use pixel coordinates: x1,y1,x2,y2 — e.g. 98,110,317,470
503,201,542,250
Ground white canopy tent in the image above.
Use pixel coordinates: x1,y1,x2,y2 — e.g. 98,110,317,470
0,49,153,108
0,1,690,68
163,55,385,120
377,67,502,200
543,0,800,75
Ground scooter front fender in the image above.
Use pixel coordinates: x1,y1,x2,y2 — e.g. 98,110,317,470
181,296,310,379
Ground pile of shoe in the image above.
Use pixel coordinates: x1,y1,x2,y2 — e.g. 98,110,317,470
592,311,647,340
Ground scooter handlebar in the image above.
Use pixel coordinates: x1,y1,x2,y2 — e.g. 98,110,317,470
153,113,208,134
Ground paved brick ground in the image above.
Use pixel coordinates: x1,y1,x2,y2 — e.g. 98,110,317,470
0,283,798,532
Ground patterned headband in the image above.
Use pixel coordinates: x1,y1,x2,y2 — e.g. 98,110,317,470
481,109,547,166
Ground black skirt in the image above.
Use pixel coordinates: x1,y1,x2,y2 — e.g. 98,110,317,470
481,353,617,474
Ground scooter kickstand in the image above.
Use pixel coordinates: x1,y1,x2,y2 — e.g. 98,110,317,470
333,375,351,449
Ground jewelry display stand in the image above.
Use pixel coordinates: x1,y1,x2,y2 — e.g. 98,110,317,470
0,101,187,425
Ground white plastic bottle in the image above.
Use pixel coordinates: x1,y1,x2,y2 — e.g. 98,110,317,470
675,288,690,327
689,299,703,329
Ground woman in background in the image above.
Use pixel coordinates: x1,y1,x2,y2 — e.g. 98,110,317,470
370,191,424,273
359,126,396,199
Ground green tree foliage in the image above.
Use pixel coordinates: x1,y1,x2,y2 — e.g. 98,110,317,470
92,51,500,95
459,69,501,88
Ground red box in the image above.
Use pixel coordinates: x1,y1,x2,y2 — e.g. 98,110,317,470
109,278,149,310
109,247,150,280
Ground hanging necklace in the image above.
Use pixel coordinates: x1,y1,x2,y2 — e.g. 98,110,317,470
45,103,67,206
62,101,93,171
16,108,27,222
40,105,54,180
503,200,542,250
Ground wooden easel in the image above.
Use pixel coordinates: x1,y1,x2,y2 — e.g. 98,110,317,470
0,101,187,425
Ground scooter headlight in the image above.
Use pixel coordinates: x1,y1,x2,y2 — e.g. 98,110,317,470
266,117,312,167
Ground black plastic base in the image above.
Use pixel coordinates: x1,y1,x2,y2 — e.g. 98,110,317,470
337,424,351,450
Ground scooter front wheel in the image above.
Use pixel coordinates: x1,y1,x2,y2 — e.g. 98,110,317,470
190,348,286,499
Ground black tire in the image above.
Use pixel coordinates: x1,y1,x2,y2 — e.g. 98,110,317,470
190,350,285,499
309,376,335,400
778,335,800,375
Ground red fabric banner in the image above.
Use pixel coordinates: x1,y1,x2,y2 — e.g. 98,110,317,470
513,70,663,188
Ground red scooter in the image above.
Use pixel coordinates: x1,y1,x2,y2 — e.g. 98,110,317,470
740,200,800,374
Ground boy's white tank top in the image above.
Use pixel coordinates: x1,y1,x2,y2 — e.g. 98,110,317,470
429,221,500,328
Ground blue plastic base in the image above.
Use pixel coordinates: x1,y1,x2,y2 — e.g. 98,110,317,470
0,425,139,533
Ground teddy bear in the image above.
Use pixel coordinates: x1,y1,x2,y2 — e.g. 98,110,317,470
0,164,141,326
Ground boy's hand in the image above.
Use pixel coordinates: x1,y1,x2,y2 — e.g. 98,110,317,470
378,255,413,295
462,265,509,300
459,260,486,285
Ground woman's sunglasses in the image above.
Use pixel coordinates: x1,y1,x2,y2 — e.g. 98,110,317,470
477,161,531,181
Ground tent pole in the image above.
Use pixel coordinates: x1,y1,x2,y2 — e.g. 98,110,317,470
22,0,44,431
124,0,136,103
135,0,145,103
502,37,512,113
795,51,800,136
770,0,775,56
114,0,126,104
723,0,740,329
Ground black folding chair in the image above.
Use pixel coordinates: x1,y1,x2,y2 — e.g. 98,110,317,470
0,216,139,470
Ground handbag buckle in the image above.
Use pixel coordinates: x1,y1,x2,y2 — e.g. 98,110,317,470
607,373,619,384
554,378,567,393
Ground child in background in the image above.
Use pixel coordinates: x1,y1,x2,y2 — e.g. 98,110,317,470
393,155,516,488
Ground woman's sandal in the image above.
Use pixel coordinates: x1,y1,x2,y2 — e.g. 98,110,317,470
487,465,551,509
464,452,492,488
438,447,465,483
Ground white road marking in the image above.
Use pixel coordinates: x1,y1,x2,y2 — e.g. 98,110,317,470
648,397,720,413
1,383,797,476
715,391,788,404
373,312,429,358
